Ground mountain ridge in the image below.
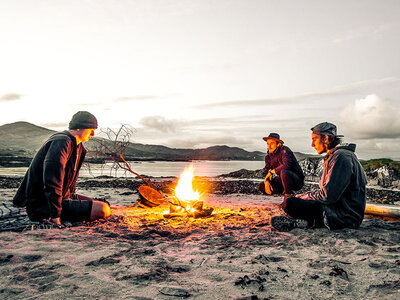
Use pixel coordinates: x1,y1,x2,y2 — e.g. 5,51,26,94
0,121,276,164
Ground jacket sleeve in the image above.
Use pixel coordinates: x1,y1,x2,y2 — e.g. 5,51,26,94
307,152,353,204
264,156,272,176
274,147,296,174
43,138,72,218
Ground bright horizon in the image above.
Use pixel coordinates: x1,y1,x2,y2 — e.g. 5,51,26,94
1,0,400,160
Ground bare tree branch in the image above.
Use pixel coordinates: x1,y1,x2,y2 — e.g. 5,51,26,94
85,124,151,185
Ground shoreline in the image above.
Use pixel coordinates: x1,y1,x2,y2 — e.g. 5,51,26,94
1,174,399,206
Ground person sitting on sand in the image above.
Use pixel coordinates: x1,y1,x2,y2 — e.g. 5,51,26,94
271,122,367,231
13,111,111,227
258,133,304,200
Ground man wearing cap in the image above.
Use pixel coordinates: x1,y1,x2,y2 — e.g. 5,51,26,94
13,111,111,227
258,133,304,199
271,122,367,231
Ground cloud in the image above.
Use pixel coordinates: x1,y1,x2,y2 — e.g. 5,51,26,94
333,24,392,43
193,77,400,109
139,116,182,133
114,95,158,102
0,93,22,101
348,138,400,160
340,94,400,139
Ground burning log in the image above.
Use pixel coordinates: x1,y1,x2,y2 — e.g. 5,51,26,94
164,198,214,219
188,208,214,219
163,165,214,219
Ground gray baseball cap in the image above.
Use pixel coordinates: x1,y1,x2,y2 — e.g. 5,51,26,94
311,122,343,137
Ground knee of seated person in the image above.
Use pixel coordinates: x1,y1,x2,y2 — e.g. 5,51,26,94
282,197,296,214
280,169,291,179
91,201,111,220
102,202,111,218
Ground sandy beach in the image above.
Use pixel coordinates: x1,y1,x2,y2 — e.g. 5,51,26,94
0,176,399,300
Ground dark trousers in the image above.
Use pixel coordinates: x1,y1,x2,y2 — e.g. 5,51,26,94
258,170,304,195
28,193,95,222
281,196,326,228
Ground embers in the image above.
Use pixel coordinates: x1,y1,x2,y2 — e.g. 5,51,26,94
163,198,213,219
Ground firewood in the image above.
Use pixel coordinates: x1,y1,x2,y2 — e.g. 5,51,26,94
192,201,203,211
163,213,185,219
191,208,213,218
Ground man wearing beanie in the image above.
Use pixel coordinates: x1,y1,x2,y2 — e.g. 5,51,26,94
271,122,367,232
13,111,110,227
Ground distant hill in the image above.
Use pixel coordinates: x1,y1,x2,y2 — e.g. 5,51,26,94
0,122,55,155
0,121,315,166
0,122,268,165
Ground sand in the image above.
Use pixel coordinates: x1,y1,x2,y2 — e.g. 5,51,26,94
0,178,399,300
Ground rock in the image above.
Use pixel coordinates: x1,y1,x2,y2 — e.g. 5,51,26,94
299,157,324,181
218,168,264,179
373,166,397,188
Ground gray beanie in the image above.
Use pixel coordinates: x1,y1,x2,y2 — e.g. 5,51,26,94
69,111,98,130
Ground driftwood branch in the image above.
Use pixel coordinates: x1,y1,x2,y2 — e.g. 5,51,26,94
85,124,150,185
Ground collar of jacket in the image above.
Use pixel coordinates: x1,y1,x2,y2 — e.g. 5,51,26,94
323,143,357,160
62,130,78,146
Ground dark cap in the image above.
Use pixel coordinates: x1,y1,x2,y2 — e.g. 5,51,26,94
311,122,343,137
262,133,284,144
68,111,98,130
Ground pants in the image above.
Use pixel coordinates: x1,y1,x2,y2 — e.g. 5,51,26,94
258,170,304,195
281,196,326,228
28,193,94,222
60,194,95,222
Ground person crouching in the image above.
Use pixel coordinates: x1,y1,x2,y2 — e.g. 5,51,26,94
258,133,305,200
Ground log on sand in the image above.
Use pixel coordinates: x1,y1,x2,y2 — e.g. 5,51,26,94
365,203,400,220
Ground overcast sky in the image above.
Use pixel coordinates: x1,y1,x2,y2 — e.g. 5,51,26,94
1,0,399,159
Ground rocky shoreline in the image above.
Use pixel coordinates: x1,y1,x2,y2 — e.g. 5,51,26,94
1,173,399,205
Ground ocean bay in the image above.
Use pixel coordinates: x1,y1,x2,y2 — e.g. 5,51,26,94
0,160,265,178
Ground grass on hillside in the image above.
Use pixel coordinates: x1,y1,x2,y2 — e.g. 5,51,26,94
360,158,400,173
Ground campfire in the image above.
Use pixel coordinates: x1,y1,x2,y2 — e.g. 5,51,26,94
163,165,213,219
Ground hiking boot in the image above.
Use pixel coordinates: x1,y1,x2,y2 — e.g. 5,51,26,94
270,216,309,232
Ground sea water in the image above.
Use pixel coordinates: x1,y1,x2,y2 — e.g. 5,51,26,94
0,160,265,178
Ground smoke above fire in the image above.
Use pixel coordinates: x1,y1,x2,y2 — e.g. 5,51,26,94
340,94,400,139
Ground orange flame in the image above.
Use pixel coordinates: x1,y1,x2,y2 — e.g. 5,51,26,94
175,165,200,202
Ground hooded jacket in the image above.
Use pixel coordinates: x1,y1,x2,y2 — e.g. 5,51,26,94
13,131,86,220
307,143,367,229
264,145,304,179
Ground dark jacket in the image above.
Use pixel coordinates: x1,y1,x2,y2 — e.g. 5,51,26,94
307,143,367,229
13,131,86,220
264,145,304,179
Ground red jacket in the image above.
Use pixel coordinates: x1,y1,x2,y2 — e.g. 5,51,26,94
264,145,304,179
